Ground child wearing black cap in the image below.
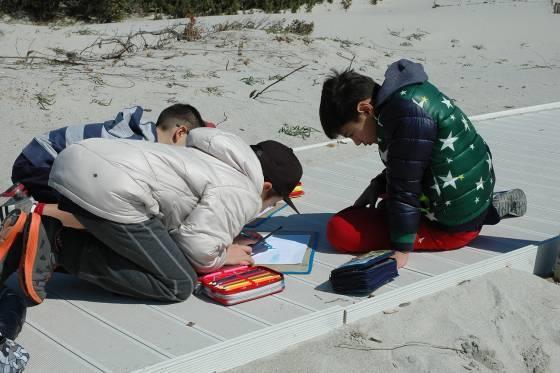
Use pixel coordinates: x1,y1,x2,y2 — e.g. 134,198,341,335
251,140,302,214
0,128,302,304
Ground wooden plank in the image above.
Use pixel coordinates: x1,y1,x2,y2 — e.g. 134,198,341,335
304,164,371,182
230,294,311,325
492,159,560,183
478,119,560,137
405,252,463,276
388,268,430,287
430,246,497,264
23,298,166,372
470,229,543,254
480,138,560,163
279,276,355,309
18,323,102,373
288,261,340,287
489,143,560,165
496,215,559,237
154,296,266,341
517,205,560,221
297,182,354,210
304,165,372,186
136,307,345,373
495,176,560,201
476,113,560,131
302,172,367,195
469,103,560,121
46,275,219,356
492,158,560,183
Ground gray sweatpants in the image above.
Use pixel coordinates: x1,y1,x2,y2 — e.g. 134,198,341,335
57,214,197,302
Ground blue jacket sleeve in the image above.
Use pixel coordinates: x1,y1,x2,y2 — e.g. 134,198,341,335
380,98,437,252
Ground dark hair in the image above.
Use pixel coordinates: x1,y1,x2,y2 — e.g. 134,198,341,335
319,69,378,139
156,104,205,131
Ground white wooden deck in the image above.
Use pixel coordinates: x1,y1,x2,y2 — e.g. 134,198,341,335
10,105,560,373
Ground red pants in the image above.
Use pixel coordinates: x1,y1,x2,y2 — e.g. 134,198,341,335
327,207,480,253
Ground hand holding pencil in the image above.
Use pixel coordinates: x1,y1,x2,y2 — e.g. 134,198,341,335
233,231,262,246
227,226,283,264
249,226,283,250
225,244,255,266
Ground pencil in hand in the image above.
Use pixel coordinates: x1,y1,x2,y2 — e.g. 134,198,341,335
250,226,283,255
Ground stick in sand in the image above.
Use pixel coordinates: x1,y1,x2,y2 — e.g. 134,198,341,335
250,65,308,99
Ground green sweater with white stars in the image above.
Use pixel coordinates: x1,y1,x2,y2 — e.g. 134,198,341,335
376,81,495,251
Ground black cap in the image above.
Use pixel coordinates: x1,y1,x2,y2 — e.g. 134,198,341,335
251,140,303,214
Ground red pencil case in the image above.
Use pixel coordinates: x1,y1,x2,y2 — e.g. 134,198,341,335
198,266,285,306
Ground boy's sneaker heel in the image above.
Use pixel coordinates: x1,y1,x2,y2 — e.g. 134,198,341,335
0,335,29,373
492,189,527,219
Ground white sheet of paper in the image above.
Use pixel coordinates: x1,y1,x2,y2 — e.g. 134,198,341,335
252,234,310,265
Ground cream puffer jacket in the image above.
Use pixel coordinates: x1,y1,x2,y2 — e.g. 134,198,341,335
49,128,263,272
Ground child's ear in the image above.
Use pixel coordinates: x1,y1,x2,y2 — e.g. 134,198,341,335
262,181,273,193
172,126,188,143
356,99,374,116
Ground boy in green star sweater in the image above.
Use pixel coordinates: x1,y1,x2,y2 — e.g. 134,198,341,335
320,59,526,268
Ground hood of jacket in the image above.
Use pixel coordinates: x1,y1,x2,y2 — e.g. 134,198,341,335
375,59,428,108
187,127,263,193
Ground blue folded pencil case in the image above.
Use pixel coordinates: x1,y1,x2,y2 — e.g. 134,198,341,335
330,250,399,293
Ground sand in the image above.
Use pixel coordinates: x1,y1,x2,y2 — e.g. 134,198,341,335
227,268,560,373
1,0,560,191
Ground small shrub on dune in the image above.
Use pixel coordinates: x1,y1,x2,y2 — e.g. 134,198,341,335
266,19,314,36
1,0,62,21
0,0,351,22
64,0,128,22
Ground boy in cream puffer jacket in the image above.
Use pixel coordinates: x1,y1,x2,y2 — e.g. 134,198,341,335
0,128,302,304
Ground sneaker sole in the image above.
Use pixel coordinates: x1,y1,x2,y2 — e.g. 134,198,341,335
19,213,52,305
493,189,527,218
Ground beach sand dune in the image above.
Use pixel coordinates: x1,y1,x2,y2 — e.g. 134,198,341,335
1,0,559,191
227,268,560,373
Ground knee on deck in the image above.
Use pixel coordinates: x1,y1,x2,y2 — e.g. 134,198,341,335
171,277,195,302
327,211,365,253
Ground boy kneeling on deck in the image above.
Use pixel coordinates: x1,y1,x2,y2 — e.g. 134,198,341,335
0,129,302,304
319,59,526,269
